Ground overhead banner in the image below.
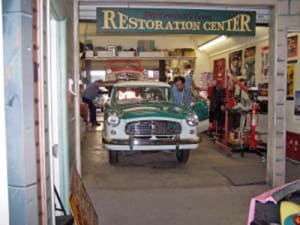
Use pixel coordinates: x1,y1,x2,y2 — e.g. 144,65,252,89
96,8,256,36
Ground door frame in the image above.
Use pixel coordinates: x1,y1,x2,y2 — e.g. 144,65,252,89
48,18,70,212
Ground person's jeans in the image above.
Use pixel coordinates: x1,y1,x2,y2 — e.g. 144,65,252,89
82,97,97,123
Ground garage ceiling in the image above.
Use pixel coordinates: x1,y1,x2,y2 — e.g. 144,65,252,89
79,1,270,24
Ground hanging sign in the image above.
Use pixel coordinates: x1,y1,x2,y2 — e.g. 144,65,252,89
70,167,98,225
96,8,256,36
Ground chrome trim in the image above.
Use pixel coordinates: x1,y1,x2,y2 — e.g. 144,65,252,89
103,137,200,146
125,120,181,136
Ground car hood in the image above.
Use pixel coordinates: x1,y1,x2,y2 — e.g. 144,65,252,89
113,103,191,120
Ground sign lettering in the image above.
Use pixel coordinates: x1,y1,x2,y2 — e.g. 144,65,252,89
96,8,256,36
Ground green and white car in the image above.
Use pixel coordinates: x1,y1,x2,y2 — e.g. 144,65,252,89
102,81,209,164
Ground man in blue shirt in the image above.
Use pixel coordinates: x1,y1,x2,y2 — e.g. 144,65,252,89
172,76,193,107
82,80,103,126
183,64,202,92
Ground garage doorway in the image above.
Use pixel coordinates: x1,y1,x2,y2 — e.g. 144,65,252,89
76,4,279,225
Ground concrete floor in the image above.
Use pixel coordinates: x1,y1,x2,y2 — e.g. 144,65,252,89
81,125,278,225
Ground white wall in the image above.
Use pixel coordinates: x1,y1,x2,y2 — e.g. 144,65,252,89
205,27,269,85
194,51,210,84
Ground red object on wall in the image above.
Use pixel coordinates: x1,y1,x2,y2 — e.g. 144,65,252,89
213,58,226,86
286,131,300,162
80,103,89,123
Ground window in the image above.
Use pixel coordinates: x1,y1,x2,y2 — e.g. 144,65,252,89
90,70,106,82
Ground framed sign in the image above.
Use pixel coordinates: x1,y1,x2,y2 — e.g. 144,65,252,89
295,91,300,117
288,35,298,58
287,61,297,100
213,58,226,84
261,46,269,81
96,8,256,35
229,50,242,76
244,46,256,87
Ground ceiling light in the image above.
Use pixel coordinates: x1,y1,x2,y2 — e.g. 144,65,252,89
198,35,227,51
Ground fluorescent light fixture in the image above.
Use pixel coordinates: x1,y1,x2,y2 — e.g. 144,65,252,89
198,35,227,51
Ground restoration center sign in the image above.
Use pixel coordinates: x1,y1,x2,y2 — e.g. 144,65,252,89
96,8,256,36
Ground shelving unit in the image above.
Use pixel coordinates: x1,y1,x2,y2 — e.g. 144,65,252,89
82,56,196,83
84,56,196,62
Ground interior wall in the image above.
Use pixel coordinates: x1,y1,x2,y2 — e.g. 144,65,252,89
194,51,210,84
207,27,269,86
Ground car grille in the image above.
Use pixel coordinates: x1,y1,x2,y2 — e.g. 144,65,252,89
126,120,181,136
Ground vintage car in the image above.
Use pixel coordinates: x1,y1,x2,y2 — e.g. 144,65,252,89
102,81,209,164
106,60,147,81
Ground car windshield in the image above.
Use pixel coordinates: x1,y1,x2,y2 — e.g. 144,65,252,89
114,86,171,104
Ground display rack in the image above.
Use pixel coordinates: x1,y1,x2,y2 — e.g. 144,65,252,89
84,56,196,62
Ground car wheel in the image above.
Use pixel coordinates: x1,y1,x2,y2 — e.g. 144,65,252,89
176,150,190,163
109,151,119,164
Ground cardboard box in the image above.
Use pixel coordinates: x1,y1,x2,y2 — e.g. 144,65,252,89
183,50,196,57
174,48,196,57
139,51,166,57
118,51,135,57
97,51,115,57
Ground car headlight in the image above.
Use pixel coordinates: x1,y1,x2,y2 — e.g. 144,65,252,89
186,113,199,126
107,113,120,127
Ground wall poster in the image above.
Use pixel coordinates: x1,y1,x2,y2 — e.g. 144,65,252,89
261,46,269,81
287,61,297,100
244,46,256,87
229,50,242,76
288,35,298,58
213,58,226,84
295,91,300,117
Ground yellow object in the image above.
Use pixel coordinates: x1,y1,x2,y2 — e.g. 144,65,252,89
280,201,300,225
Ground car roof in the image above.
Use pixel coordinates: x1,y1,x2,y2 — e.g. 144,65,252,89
113,81,171,88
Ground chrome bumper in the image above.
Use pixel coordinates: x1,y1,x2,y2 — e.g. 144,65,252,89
103,137,200,151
